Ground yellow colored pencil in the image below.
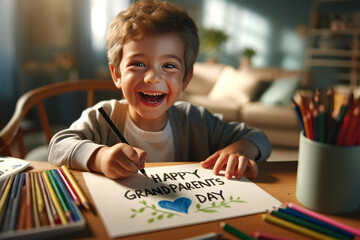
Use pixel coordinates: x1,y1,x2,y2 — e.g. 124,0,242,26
262,214,336,240
30,173,41,227
61,165,90,210
34,172,44,213
42,171,68,225
0,176,14,211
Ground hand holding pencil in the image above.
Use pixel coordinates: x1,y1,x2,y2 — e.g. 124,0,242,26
86,107,148,180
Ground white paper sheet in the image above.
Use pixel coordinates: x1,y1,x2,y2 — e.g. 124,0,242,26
83,163,281,238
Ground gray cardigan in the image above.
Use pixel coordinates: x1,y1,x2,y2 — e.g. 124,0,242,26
48,100,271,170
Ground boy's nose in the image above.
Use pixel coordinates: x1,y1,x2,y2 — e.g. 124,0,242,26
144,69,162,84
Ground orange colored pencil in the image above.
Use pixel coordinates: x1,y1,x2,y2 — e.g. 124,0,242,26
24,172,33,229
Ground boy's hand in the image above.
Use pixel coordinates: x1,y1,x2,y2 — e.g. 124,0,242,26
200,139,259,180
88,143,147,179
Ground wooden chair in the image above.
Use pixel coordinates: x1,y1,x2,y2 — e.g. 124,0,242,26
0,79,119,159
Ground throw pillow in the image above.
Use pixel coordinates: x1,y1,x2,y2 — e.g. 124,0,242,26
208,66,261,105
259,76,299,106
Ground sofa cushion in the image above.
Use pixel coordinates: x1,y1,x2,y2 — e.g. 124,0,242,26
181,94,240,122
184,62,225,95
240,102,300,130
208,66,261,105
259,76,300,106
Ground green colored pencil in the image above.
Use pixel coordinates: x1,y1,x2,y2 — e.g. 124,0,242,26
219,222,254,240
46,171,74,222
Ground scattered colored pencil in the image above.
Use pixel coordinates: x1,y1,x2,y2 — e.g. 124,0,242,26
61,165,90,210
261,214,336,240
219,222,254,240
286,203,360,237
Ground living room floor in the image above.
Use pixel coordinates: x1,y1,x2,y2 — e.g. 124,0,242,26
267,147,298,162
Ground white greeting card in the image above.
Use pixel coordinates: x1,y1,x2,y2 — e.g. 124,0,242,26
0,156,31,181
83,163,281,238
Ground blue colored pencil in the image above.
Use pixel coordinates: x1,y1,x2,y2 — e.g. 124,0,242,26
8,173,25,230
278,207,353,239
2,174,20,231
291,98,305,135
51,170,81,221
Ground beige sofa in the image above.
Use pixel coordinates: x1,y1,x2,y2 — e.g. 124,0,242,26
180,62,303,148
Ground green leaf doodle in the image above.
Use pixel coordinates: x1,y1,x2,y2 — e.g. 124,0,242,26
130,200,181,223
130,196,246,223
195,196,246,213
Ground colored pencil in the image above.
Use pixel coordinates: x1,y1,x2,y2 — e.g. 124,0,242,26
270,210,349,240
56,168,80,207
277,207,353,238
2,174,20,231
38,172,55,226
318,105,326,143
286,203,360,237
34,172,44,213
326,110,342,144
219,222,254,240
51,170,80,221
30,172,41,228
8,173,25,230
262,214,336,240
16,184,27,230
291,98,305,135
24,172,33,229
0,176,14,213
42,171,68,224
98,107,148,177
41,173,60,225
0,177,10,199
61,165,90,210
250,231,288,240
344,106,359,146
35,172,49,226
306,111,314,140
46,170,74,222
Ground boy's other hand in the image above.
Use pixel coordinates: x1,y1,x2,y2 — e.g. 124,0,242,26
89,143,148,179
200,140,259,180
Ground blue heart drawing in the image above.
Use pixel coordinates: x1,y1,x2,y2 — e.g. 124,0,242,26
158,197,192,214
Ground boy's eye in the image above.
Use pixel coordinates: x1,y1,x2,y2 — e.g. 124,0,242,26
162,63,177,69
131,62,145,67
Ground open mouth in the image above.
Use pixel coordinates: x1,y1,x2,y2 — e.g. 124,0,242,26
139,92,166,104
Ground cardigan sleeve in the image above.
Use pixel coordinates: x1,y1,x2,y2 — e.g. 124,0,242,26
169,101,271,162
48,100,128,170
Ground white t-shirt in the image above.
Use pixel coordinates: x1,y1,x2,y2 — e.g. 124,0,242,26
123,114,175,162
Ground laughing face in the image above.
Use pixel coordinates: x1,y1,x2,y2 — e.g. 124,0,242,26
111,32,192,132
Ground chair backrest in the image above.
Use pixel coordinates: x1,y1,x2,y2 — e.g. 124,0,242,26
0,79,118,158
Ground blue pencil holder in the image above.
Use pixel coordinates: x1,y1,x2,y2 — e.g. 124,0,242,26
296,133,360,214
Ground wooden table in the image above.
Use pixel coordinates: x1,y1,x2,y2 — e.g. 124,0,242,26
27,160,360,240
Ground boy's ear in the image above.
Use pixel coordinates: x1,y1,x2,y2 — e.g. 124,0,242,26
109,64,122,89
182,67,194,91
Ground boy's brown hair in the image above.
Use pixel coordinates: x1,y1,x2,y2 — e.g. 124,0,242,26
106,0,199,78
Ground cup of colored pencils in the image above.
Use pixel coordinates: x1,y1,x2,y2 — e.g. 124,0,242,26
293,88,360,214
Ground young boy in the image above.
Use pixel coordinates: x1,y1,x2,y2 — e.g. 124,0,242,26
48,0,271,180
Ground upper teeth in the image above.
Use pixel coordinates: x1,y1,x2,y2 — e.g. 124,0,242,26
143,92,163,96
